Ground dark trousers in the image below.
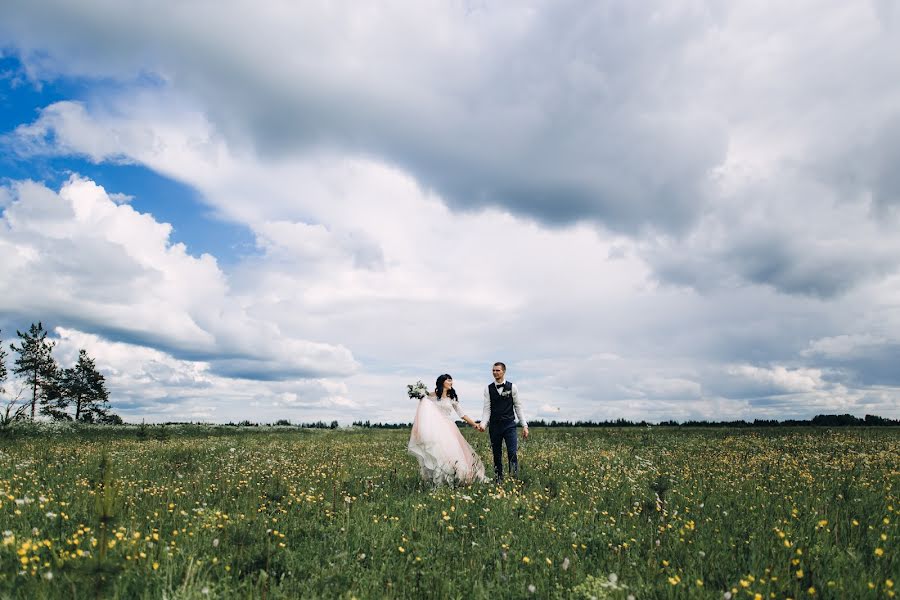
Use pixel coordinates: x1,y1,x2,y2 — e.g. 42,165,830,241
489,420,518,480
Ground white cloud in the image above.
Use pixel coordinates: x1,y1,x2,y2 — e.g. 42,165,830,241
726,365,825,394
802,334,889,358
0,175,356,380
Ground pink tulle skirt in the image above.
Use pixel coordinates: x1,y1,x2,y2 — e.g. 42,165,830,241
407,399,486,486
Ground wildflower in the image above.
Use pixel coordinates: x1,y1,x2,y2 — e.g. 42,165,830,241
45,512,57,519
212,538,219,547
796,569,804,578
398,546,405,553
561,557,570,571
527,584,536,594
875,548,884,557
522,556,531,564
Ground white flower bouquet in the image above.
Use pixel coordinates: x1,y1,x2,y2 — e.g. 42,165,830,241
407,380,429,400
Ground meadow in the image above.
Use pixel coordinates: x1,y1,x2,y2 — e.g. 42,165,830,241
0,425,896,599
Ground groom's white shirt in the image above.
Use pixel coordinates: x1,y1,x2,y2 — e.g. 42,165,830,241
481,381,528,428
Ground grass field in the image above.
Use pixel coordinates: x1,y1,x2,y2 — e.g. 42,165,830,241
0,425,896,599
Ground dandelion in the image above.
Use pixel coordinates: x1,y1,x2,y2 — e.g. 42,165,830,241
527,584,536,594
522,556,531,564
874,548,884,557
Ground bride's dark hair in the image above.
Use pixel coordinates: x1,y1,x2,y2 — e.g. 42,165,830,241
435,374,458,400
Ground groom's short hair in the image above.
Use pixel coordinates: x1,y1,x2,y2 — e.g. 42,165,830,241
493,362,506,371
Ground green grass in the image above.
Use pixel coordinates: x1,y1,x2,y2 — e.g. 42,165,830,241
0,426,896,598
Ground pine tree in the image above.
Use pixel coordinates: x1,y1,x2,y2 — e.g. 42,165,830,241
39,362,69,421
9,322,58,420
60,349,111,422
0,329,7,395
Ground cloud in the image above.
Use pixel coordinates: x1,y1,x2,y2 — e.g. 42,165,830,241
46,327,360,422
0,1,732,233
0,175,356,380
725,364,825,394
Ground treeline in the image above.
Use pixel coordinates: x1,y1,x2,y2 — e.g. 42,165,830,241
351,420,412,429
1,322,120,425
229,419,341,429
349,414,899,429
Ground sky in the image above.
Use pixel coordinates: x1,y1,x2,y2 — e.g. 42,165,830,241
1,0,899,424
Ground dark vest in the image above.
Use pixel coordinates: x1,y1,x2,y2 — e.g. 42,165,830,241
489,381,515,423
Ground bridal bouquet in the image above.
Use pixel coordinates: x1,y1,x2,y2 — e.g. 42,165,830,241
407,380,429,400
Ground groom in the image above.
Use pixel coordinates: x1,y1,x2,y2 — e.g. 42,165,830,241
478,362,529,482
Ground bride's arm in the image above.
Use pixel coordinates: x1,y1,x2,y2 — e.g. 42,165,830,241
452,400,478,428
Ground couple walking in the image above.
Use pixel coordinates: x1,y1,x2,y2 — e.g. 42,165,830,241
407,362,529,486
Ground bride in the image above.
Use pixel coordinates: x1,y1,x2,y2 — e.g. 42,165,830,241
408,374,486,486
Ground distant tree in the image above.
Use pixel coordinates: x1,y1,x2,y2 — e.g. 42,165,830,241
56,349,112,422
0,330,7,395
99,413,123,425
9,322,58,420
811,414,863,427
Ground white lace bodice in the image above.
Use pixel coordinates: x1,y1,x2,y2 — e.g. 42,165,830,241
427,395,465,420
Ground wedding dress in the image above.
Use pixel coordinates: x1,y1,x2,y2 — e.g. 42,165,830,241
408,395,486,486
